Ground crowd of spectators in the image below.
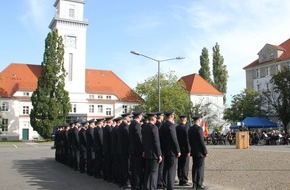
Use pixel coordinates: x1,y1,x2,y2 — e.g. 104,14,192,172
205,129,290,146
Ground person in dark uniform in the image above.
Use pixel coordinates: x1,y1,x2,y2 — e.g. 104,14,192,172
117,113,131,189
155,112,164,189
128,110,144,190
103,116,114,181
94,118,104,178
72,119,81,171
62,123,70,165
142,112,162,190
188,114,208,190
68,122,74,168
54,125,61,162
79,120,88,173
111,117,122,185
176,114,191,186
159,109,181,190
86,119,95,176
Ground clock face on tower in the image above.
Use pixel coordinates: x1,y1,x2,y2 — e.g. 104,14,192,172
66,36,76,48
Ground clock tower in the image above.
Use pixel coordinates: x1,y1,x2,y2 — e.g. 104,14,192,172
49,0,88,97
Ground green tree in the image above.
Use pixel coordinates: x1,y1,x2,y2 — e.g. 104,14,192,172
223,88,266,123
30,30,70,139
262,67,290,132
212,42,228,103
199,47,212,84
134,71,192,116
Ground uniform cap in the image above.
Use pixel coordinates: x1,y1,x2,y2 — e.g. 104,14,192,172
113,117,123,122
74,119,83,124
156,111,164,116
121,113,131,118
81,120,88,125
132,110,143,116
88,119,95,124
95,118,105,123
105,116,114,121
146,112,157,117
179,114,187,118
63,123,69,127
192,114,202,119
164,109,174,116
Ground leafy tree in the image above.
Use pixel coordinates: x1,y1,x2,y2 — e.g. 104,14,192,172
199,47,212,84
30,30,70,139
262,67,290,132
223,88,267,123
212,42,228,103
134,71,192,116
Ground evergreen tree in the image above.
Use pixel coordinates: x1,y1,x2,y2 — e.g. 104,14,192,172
30,30,70,139
199,47,212,84
212,42,228,103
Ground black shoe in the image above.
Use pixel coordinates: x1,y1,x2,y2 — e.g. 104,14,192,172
197,186,208,190
179,182,191,186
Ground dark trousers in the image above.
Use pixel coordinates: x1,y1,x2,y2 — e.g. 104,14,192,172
130,155,143,189
73,148,80,170
157,155,164,187
119,154,130,186
79,150,87,173
94,150,104,178
163,155,177,190
177,156,189,184
104,153,113,180
144,159,159,190
86,150,95,176
192,157,205,188
112,155,121,184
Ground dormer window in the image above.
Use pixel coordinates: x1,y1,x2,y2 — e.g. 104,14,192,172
23,92,29,96
276,64,281,73
69,8,75,18
266,67,270,76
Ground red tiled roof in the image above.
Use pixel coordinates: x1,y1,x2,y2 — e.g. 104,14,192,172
0,63,141,102
85,69,142,102
244,38,290,69
179,73,223,95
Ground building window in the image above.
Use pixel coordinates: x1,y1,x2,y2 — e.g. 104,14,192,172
256,69,260,78
23,106,29,114
276,64,281,73
71,104,77,113
266,67,270,76
69,8,75,18
98,105,103,113
1,102,9,111
89,95,94,99
89,105,94,113
23,92,29,96
98,95,103,99
122,105,128,113
266,83,269,91
1,119,8,131
106,95,111,99
69,53,73,81
257,84,260,91
106,108,112,116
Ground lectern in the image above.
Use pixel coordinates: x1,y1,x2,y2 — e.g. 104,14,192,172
236,131,249,149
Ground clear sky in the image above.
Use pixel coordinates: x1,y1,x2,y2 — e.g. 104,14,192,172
1,0,290,105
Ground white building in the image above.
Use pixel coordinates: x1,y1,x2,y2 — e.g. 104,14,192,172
180,73,226,130
0,0,141,141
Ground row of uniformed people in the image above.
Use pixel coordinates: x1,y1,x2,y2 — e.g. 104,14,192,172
54,109,205,190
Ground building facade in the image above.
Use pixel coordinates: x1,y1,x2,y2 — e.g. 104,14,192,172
244,39,290,92
0,0,140,141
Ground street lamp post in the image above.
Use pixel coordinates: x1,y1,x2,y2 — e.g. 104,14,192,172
130,51,185,111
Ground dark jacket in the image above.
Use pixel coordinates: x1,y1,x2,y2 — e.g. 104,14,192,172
103,125,112,155
142,122,162,159
111,126,119,155
176,123,190,156
93,126,103,153
72,127,80,149
78,127,87,152
117,121,129,155
159,120,180,156
128,119,143,155
188,124,207,157
86,126,94,152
